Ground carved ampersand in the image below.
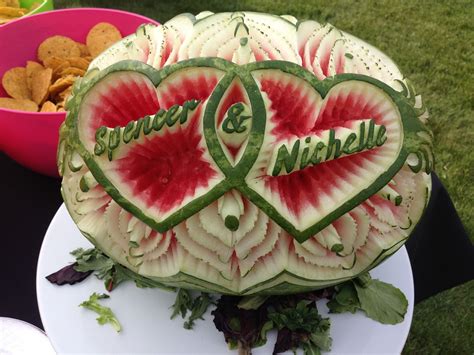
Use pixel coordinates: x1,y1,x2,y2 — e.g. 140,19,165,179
222,103,252,134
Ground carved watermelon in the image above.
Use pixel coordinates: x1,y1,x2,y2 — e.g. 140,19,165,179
58,12,433,295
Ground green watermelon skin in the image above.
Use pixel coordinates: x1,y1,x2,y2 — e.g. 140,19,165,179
58,12,433,295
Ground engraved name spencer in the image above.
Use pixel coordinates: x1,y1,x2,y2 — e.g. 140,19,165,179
268,119,387,176
94,99,201,161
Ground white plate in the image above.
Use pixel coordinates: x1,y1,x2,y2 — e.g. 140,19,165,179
37,204,413,354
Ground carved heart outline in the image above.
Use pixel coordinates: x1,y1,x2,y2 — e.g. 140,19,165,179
69,59,235,234
237,61,430,242
68,58,431,242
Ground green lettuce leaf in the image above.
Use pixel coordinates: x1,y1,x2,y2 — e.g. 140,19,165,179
170,288,193,320
184,293,214,329
354,279,408,325
237,295,270,310
71,248,114,277
327,282,359,314
303,341,322,355
327,273,408,325
171,289,215,329
79,293,121,332
309,318,332,351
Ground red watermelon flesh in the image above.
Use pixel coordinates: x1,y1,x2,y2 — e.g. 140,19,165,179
113,107,217,213
157,67,222,108
80,72,160,148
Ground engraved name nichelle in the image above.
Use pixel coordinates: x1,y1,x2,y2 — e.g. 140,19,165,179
269,119,387,176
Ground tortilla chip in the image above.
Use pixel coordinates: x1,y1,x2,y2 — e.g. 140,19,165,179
49,75,76,96
75,42,90,57
40,100,57,112
54,85,73,107
52,60,71,80
86,22,122,58
66,56,90,71
26,61,44,90
43,56,68,70
53,85,72,106
0,97,38,112
59,67,86,77
0,6,26,17
31,67,53,105
2,67,30,100
0,0,20,7
38,35,81,62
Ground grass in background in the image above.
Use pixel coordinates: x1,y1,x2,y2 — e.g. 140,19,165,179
56,1,474,353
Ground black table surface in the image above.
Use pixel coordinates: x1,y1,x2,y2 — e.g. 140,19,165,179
1,152,473,329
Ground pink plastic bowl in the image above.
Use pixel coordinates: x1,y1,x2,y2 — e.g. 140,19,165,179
0,8,159,177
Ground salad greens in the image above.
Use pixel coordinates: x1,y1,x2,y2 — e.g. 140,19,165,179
79,293,122,332
45,262,92,285
328,273,408,324
170,289,215,329
47,248,409,353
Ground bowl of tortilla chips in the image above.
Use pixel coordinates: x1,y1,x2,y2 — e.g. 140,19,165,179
0,8,158,177
0,0,54,25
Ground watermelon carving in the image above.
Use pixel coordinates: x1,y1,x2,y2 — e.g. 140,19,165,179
58,12,433,295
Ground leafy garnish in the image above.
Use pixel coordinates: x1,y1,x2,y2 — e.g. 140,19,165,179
170,289,214,329
327,273,408,324
295,288,336,302
308,318,332,351
71,248,120,291
184,293,214,329
212,296,270,354
354,278,408,324
327,282,360,314
237,295,270,310
46,263,92,285
211,295,332,355
273,327,300,354
170,288,193,320
269,300,332,354
269,300,322,333
79,293,122,332
47,247,175,292
302,341,322,355
72,248,114,276
51,247,407,353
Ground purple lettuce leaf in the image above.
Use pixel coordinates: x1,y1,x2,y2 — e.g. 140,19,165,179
46,262,92,285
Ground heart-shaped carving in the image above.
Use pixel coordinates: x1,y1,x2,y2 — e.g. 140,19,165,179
70,59,430,241
71,60,233,232
241,62,412,242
